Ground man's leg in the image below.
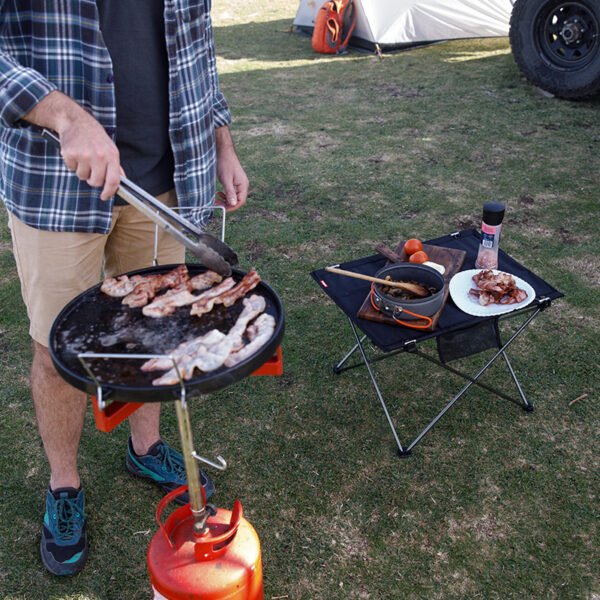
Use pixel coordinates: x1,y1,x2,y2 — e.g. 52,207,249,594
9,214,107,575
31,341,87,490
9,215,107,482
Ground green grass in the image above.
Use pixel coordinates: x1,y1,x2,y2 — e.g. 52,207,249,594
0,1,598,598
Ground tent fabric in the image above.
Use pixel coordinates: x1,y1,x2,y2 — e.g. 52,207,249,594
294,0,513,50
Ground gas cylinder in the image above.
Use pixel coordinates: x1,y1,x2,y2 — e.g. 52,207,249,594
148,487,264,600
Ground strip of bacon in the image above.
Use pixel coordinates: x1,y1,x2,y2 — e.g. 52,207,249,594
142,276,236,318
151,294,267,385
223,314,276,367
122,265,190,308
141,329,226,372
142,271,224,318
100,274,144,297
190,270,261,317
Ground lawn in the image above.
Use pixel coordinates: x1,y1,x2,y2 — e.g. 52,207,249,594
0,1,598,599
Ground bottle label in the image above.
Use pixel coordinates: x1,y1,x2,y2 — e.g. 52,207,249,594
481,232,495,248
481,222,501,248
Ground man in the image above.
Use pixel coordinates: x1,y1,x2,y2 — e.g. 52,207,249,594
0,0,248,576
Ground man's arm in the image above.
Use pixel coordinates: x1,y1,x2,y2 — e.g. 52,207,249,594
0,45,120,200
215,125,249,212
23,91,121,200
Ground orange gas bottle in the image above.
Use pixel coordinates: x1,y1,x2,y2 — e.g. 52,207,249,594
148,487,264,600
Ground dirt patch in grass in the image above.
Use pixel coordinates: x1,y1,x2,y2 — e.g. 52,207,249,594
374,84,427,99
558,256,600,287
240,122,303,139
276,239,345,262
431,569,478,599
455,214,479,230
540,301,598,329
285,507,372,599
243,239,270,262
293,130,343,159
248,207,291,222
318,511,371,566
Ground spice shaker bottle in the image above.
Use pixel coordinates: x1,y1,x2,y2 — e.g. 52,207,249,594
475,201,505,270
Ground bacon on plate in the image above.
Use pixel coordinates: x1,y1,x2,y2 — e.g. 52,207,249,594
470,270,528,306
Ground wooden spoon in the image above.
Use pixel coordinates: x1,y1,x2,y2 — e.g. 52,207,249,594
325,266,430,297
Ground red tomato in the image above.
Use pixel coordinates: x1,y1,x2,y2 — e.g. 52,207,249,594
404,239,423,256
408,250,429,264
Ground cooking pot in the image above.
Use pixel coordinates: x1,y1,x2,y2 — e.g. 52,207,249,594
370,263,445,329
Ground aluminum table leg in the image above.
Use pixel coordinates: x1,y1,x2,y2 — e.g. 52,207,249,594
348,319,406,454
334,308,542,456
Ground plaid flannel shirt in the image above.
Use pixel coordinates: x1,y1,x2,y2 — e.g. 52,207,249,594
0,0,231,233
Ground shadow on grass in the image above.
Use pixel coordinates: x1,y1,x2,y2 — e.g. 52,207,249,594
214,18,600,109
215,19,441,63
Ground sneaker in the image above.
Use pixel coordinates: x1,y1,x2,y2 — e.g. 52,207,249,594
40,487,88,576
125,438,215,504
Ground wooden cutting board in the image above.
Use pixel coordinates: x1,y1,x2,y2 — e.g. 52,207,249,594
357,241,466,331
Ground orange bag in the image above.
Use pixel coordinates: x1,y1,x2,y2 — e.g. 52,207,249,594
311,0,357,55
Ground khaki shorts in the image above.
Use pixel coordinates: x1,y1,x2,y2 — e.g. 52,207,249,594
9,189,185,346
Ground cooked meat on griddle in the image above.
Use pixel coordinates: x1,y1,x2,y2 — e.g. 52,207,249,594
101,264,190,306
469,269,528,306
100,274,144,297
140,329,227,372
102,267,262,320
142,270,225,318
224,313,276,367
147,294,268,385
190,270,261,316
122,264,190,308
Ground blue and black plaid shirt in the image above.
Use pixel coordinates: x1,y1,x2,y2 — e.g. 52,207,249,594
0,0,231,233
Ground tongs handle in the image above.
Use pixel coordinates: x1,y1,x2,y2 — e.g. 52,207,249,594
41,129,237,276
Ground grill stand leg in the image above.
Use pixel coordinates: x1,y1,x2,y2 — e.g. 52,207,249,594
337,309,541,456
175,396,208,534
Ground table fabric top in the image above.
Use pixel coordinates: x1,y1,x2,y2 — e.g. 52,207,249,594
311,229,564,352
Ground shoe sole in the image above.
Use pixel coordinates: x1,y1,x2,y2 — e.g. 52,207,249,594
40,536,88,576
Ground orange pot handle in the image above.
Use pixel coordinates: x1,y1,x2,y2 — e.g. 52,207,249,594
370,286,433,330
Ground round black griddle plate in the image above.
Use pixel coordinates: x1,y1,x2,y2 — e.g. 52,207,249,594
49,264,285,402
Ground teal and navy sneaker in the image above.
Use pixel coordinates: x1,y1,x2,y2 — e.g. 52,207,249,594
126,438,215,504
40,487,88,576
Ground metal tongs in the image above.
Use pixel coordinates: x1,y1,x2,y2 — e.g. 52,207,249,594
42,129,238,276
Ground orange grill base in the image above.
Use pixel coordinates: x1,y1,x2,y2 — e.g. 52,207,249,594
92,347,283,432
91,396,144,433
250,346,283,376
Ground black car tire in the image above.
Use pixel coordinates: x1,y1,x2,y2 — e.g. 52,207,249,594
509,0,600,99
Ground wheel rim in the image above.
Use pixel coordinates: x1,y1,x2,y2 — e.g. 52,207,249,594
535,1,600,71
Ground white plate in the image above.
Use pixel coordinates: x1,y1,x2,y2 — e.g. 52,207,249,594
449,269,536,317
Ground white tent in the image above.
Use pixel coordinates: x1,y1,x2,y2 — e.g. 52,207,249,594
294,0,514,51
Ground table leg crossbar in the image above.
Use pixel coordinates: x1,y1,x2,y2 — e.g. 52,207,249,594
334,307,543,456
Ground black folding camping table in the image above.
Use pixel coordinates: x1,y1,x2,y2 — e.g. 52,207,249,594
311,229,564,456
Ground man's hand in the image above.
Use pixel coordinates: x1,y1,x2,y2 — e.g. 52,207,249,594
58,113,121,200
23,91,121,200
215,126,248,212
